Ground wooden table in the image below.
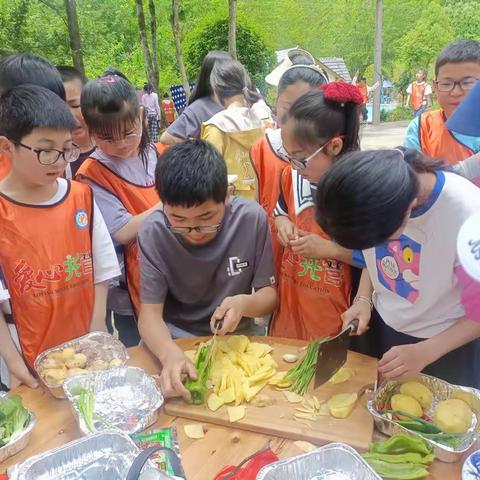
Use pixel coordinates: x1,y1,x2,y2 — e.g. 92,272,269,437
0,340,466,479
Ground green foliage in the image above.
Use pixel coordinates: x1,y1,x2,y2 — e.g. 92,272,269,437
184,18,276,93
386,106,413,122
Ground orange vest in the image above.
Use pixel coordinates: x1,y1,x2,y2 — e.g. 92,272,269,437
250,133,289,279
76,155,159,317
270,169,351,341
419,110,473,165
358,84,368,105
0,153,11,181
161,99,175,123
0,181,94,366
411,82,427,111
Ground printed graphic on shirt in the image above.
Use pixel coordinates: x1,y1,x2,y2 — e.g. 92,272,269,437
375,235,421,303
227,256,250,277
74,209,89,230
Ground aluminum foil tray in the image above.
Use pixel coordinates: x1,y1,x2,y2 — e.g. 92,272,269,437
367,374,480,463
34,331,129,399
0,392,36,463
63,366,163,435
14,431,171,480
257,443,381,480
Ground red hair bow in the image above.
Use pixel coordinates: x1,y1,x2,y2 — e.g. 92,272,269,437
319,82,364,106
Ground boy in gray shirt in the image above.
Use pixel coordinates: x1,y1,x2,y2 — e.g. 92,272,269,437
138,140,277,400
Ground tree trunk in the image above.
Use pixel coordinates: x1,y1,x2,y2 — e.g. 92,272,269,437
148,0,160,92
372,0,383,124
228,0,237,60
64,0,85,73
171,0,190,101
135,0,154,86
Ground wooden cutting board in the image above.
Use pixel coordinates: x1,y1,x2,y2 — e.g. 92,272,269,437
165,336,378,451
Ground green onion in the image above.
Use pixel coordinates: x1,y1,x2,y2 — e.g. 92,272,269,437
76,389,96,432
284,341,319,395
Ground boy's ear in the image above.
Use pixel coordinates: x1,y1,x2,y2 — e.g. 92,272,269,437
0,137,14,156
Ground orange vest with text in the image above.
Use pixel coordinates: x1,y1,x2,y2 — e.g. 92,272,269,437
270,169,351,341
250,133,289,279
410,82,427,111
161,99,175,124
0,153,11,180
0,181,94,366
419,110,473,165
76,155,159,317
358,84,368,105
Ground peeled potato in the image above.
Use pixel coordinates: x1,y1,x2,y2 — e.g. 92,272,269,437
207,393,224,412
61,347,76,360
328,367,354,385
109,358,123,368
42,367,68,385
41,357,63,369
434,399,472,434
67,367,88,377
327,393,358,418
452,390,480,413
65,353,87,369
391,394,423,419
184,423,205,439
400,382,434,409
283,391,304,404
227,405,246,423
88,359,109,371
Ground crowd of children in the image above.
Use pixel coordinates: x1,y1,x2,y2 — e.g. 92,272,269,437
1,37,480,399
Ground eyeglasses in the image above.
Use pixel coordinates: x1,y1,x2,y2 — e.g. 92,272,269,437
163,207,223,234
97,123,142,146
15,142,81,165
282,139,332,170
435,77,479,93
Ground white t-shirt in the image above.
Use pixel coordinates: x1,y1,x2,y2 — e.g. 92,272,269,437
355,171,480,338
406,82,432,96
453,154,480,187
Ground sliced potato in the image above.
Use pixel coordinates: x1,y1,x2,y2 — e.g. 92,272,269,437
268,371,288,386
293,440,316,453
219,387,235,404
283,391,304,403
207,393,224,412
327,393,358,418
184,423,205,439
227,405,246,423
328,367,354,385
227,335,249,353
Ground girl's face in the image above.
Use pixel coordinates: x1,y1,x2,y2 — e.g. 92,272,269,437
92,117,143,159
281,118,343,183
276,81,312,128
64,79,89,146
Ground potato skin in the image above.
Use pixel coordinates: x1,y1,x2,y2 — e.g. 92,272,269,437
434,399,472,434
391,394,423,418
400,381,434,409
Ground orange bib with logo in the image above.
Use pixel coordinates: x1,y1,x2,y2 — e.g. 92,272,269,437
0,181,94,366
76,156,159,316
411,82,427,111
270,169,351,340
419,110,473,165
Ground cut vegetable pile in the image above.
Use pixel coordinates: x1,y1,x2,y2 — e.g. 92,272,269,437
0,395,29,447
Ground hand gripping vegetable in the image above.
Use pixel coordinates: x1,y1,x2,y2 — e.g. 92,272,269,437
185,344,213,405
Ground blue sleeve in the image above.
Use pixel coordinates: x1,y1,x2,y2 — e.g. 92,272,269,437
352,249,366,268
403,117,421,151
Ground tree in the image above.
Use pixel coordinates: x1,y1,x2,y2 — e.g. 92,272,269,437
171,0,190,100
135,0,158,90
228,0,237,59
148,0,160,90
64,0,84,73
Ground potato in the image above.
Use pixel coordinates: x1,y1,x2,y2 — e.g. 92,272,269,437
283,391,304,403
60,347,76,360
184,423,205,439
41,357,63,369
391,394,423,418
452,390,480,413
49,350,66,360
227,405,246,423
67,368,88,377
227,335,249,353
434,399,472,434
400,382,434,409
207,393,224,412
219,387,235,404
42,367,67,385
327,393,358,418
109,358,123,368
88,359,109,371
328,367,354,385
65,353,87,369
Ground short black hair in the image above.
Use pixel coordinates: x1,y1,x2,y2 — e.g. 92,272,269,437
278,65,327,95
0,84,77,143
0,53,66,100
56,65,88,85
103,67,130,83
435,39,480,77
155,140,228,207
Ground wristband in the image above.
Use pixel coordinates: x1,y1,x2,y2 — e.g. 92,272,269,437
354,295,373,310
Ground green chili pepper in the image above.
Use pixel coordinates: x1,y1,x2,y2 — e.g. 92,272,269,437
363,452,435,465
369,435,431,455
365,458,429,479
184,344,212,405
383,410,441,434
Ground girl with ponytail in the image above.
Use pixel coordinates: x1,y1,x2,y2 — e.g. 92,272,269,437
315,148,480,387
201,59,268,200
271,82,362,340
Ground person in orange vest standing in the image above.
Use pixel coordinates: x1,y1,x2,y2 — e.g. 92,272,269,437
76,75,162,347
352,73,379,123
404,39,480,165
161,93,176,126
406,68,432,117
0,85,120,388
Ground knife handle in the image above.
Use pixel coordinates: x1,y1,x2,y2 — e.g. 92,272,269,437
347,319,359,334
214,319,223,333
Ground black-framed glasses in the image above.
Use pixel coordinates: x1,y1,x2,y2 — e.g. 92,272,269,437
434,77,479,93
15,142,81,165
163,207,223,234
281,137,338,170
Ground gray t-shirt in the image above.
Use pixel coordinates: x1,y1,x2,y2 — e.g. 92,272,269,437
167,96,223,140
138,196,275,335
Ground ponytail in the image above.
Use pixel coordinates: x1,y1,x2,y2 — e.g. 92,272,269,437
400,147,446,173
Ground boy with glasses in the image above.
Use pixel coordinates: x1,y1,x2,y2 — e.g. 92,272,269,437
404,39,480,164
138,140,277,400
0,85,120,387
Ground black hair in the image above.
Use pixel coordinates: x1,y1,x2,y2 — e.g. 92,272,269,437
188,50,232,105
0,53,65,100
143,83,154,94
155,140,228,207
0,84,77,143
81,75,150,161
286,89,361,154
56,65,88,85
435,39,480,77
278,65,328,95
315,148,445,250
417,68,427,77
210,60,261,107
103,67,130,83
